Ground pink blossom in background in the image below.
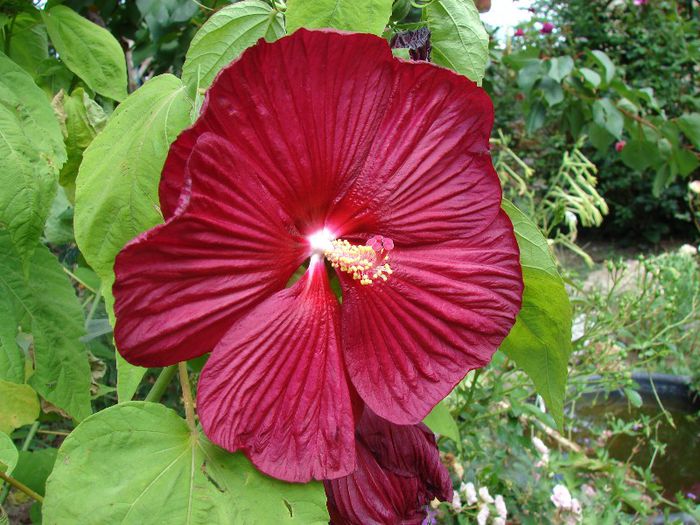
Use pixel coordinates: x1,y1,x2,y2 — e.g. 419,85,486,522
615,140,627,152
540,22,555,34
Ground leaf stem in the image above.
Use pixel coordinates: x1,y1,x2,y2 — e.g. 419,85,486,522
0,471,44,503
178,362,197,434
144,365,178,403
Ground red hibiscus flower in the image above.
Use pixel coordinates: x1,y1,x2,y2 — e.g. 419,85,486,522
324,407,452,524
113,29,523,482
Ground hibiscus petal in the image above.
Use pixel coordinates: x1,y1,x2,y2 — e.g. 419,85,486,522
340,211,523,424
324,407,451,525
113,133,304,366
337,61,501,243
197,262,355,482
160,29,397,229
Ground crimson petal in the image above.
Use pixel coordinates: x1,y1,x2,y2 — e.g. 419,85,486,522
324,407,451,525
197,263,355,482
335,61,501,243
340,211,523,424
113,133,304,366
160,29,397,228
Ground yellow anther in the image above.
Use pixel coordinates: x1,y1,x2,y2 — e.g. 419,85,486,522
323,237,393,286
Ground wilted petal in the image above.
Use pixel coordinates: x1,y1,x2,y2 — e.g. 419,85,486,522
113,133,304,366
324,407,451,524
341,211,522,424
197,263,355,482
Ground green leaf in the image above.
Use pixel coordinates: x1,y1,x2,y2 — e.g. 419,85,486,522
116,352,146,402
672,147,700,177
620,140,656,172
0,293,23,383
7,11,48,78
677,113,700,149
590,50,615,85
592,98,623,138
588,122,615,151
623,388,643,409
286,0,391,36
199,439,329,523
427,0,489,84
0,380,39,435
182,0,284,94
579,67,601,89
526,101,546,134
500,200,572,430
548,56,574,83
12,448,58,496
0,52,65,263
517,60,544,93
0,432,18,475
73,74,193,399
136,0,199,41
41,5,127,101
539,77,564,106
51,88,107,199
423,401,461,448
43,402,329,524
0,233,92,422
43,186,74,245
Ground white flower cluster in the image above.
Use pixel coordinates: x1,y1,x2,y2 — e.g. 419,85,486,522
551,484,582,524
453,482,507,525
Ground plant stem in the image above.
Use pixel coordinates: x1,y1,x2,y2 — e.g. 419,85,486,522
85,288,102,327
145,365,178,403
21,422,39,452
0,471,44,503
178,362,197,434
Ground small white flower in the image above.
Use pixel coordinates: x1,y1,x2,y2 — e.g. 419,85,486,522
679,244,698,256
479,486,495,504
532,436,549,455
551,484,573,510
689,180,700,194
451,490,462,512
476,504,490,525
461,482,478,505
494,494,507,519
492,518,506,525
453,462,465,479
571,498,582,516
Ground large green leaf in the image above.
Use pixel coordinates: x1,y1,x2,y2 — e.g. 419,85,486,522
0,233,92,422
7,11,48,78
500,200,572,429
0,52,65,263
0,432,18,475
51,88,107,199
12,448,58,496
0,380,39,435
182,0,284,94
0,293,23,383
41,5,127,101
426,0,488,84
43,402,329,524
285,0,391,35
590,50,615,86
74,74,193,400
